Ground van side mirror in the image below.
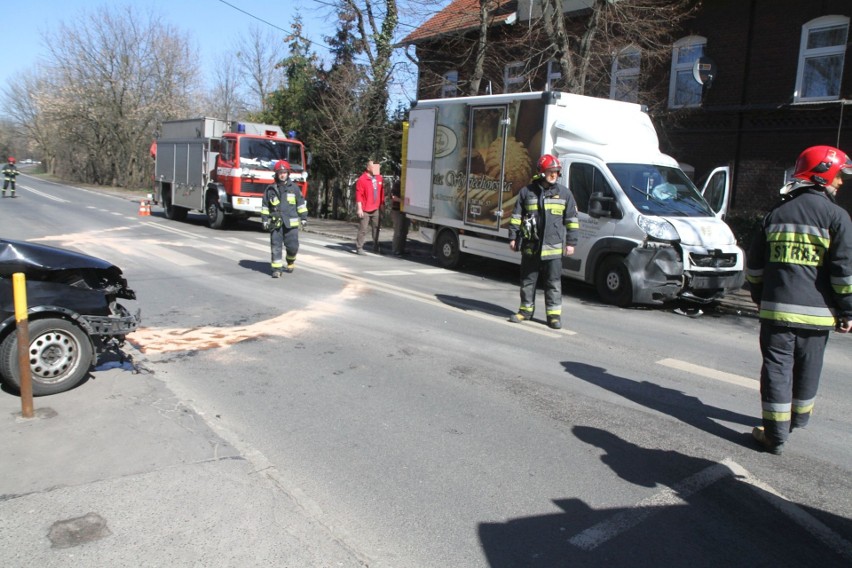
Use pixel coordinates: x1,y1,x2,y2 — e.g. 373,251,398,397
589,192,621,219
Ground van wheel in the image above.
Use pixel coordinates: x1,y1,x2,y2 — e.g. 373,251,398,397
596,255,633,307
435,230,461,268
163,192,188,221
0,319,94,396
206,195,226,229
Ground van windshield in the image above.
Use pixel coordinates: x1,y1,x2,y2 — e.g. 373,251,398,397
608,164,714,217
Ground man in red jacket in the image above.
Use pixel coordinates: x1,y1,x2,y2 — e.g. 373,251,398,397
355,160,384,254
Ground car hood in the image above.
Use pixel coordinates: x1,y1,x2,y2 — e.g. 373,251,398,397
0,238,135,300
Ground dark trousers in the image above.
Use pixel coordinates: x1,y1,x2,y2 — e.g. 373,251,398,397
270,227,300,270
357,209,381,251
518,255,563,318
392,209,409,254
758,323,829,443
2,178,14,192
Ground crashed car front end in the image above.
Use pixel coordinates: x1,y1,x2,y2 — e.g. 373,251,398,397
0,238,141,395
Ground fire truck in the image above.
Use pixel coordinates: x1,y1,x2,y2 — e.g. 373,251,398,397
152,118,309,229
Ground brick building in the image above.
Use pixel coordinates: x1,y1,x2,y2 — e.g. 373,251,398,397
401,0,852,213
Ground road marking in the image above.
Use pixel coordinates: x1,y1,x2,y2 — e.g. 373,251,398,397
365,270,414,276
21,185,68,202
657,358,757,390
570,458,852,561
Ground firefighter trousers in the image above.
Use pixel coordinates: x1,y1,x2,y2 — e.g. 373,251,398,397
270,226,300,270
518,254,562,318
758,323,829,444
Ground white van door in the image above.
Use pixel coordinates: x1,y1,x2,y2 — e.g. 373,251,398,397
404,108,437,218
700,166,731,218
563,160,618,281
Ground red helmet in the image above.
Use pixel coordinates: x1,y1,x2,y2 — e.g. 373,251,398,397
273,160,291,173
792,146,852,186
8,157,15,163
537,154,561,175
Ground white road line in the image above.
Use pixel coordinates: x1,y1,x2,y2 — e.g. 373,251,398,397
657,358,757,390
140,221,201,239
412,268,449,274
570,458,852,561
20,185,68,202
365,270,413,276
135,243,207,267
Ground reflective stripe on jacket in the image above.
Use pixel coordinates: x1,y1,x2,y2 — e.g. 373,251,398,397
508,180,579,258
747,187,852,329
262,181,308,229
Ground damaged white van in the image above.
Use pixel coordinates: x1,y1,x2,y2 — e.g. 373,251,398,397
403,91,745,306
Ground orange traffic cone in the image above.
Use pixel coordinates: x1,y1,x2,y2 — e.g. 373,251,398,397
138,200,151,216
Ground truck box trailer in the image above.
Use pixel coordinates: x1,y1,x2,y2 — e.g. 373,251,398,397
403,91,744,306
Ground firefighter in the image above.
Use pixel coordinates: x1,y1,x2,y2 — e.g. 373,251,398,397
746,145,852,455
507,154,580,329
2,156,19,198
261,160,308,278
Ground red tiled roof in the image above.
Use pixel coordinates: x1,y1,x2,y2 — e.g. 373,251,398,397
401,0,517,45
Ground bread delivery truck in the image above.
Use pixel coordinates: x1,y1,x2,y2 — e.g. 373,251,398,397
403,90,744,306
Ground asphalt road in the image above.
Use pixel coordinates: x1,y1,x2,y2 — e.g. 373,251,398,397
2,173,851,567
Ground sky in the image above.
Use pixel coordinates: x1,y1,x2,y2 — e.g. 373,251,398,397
1,0,407,102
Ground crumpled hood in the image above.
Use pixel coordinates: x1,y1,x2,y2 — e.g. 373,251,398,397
665,217,737,247
0,239,115,275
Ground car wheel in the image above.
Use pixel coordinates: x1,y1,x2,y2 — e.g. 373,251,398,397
206,195,226,229
595,255,633,307
0,319,94,396
435,230,461,268
163,192,188,221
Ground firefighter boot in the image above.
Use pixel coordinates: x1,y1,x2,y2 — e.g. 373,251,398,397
509,308,534,323
751,426,784,455
547,316,562,330
284,263,295,273
272,270,282,279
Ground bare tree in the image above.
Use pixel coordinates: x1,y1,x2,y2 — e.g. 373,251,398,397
27,5,200,187
235,23,286,113
540,0,698,98
203,53,249,121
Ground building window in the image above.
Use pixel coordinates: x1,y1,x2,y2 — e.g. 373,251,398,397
610,46,641,103
794,15,849,103
546,60,562,91
504,62,526,93
442,70,459,98
668,36,705,109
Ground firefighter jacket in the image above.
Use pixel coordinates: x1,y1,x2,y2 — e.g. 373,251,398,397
508,180,579,259
2,162,18,179
746,186,852,329
261,180,307,230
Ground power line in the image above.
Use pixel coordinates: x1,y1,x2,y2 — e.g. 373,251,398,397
216,0,334,52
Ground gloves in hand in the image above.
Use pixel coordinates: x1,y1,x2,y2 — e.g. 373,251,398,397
301,219,307,229
262,220,270,232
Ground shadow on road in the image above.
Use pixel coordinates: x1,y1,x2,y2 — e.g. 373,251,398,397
478,426,852,567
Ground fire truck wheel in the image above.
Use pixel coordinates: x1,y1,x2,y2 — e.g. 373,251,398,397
163,192,188,221
206,195,226,229
595,255,633,307
435,230,461,269
0,318,94,396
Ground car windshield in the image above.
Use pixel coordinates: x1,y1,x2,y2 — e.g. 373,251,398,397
608,164,714,217
239,139,305,171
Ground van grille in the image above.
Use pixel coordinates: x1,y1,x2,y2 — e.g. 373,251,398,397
690,252,738,268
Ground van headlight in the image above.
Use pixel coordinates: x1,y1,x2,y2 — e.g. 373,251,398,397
637,215,679,243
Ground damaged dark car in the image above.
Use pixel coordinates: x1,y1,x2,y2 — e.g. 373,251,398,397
0,239,140,395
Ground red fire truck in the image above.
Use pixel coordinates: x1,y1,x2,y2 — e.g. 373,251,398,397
153,118,309,229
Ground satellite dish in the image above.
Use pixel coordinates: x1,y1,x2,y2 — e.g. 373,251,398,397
693,56,717,87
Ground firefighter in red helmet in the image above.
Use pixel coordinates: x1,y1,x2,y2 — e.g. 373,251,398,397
261,160,308,278
746,145,852,454
2,157,19,198
507,154,579,329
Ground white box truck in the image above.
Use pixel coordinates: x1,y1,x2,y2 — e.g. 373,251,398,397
403,90,744,306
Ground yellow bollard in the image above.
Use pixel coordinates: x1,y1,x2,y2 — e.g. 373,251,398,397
12,273,33,418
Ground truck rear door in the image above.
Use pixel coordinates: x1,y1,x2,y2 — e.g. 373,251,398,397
463,105,509,231
404,108,437,218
